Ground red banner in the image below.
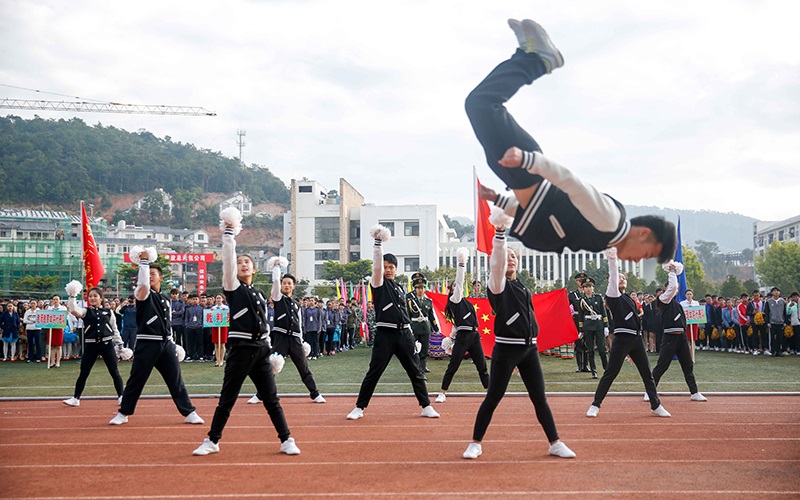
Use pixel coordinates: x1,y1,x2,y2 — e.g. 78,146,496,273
82,203,105,289
475,174,495,256
427,288,577,354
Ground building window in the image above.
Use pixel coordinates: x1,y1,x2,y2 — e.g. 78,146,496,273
107,245,115,254
404,221,420,237
768,233,774,244
350,220,360,246
197,234,205,241
314,264,326,280
778,230,785,241
315,217,340,243
298,185,312,193
404,256,420,272
350,252,359,262
379,221,395,236
315,249,340,261
790,227,796,239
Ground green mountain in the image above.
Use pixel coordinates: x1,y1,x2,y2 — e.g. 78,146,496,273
0,115,289,209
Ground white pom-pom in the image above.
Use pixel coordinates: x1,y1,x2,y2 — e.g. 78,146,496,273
175,344,186,362
661,260,684,276
604,247,618,260
219,206,243,235
266,256,281,270
128,245,144,265
302,342,311,358
489,207,514,229
270,353,285,374
145,246,157,263
414,341,422,355
369,224,391,242
118,347,133,361
456,247,469,265
442,336,454,355
65,280,83,297
279,256,289,269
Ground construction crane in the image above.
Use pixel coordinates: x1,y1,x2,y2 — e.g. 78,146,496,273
0,99,216,116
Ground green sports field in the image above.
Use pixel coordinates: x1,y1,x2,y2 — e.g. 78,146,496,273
1,346,798,399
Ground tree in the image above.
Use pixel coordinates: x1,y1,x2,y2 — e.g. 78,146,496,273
742,279,760,295
755,241,800,294
117,255,174,292
694,240,727,281
719,275,745,298
13,275,60,297
320,260,373,284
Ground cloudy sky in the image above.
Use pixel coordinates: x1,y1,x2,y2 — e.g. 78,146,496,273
1,0,798,222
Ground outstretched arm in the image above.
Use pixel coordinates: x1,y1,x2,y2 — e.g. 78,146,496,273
270,261,282,303
133,252,151,301
660,265,679,304
451,262,466,304
488,227,507,295
605,248,621,298
221,229,239,292
66,297,87,319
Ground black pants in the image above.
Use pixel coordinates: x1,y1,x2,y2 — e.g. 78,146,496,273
208,343,290,444
465,48,547,190
583,328,608,371
121,328,137,351
652,333,698,394
355,327,430,409
185,327,204,360
269,334,320,399
441,331,489,391
318,330,326,354
203,327,213,358
27,329,42,360
769,324,784,355
305,331,320,358
574,338,587,370
752,324,768,350
472,342,558,443
73,341,124,398
592,333,660,410
172,325,184,346
119,340,195,417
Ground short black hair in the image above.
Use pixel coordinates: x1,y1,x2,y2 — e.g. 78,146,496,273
771,286,780,293
150,264,163,276
790,291,799,298
170,288,179,294
685,288,693,293
188,293,198,299
383,253,398,266
630,215,676,263
740,293,749,298
282,273,296,284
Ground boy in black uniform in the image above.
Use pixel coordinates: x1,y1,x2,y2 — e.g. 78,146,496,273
110,250,203,426
568,272,588,373
468,18,676,264
649,262,707,402
586,247,671,418
577,277,609,379
193,212,300,456
346,224,439,420
407,272,440,374
268,259,325,403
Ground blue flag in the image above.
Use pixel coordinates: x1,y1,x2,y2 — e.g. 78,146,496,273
674,217,688,302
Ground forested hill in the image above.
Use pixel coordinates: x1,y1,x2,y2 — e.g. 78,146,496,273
0,115,290,207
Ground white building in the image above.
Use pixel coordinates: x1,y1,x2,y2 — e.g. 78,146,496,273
220,191,252,216
132,188,173,215
754,215,800,256
107,221,209,253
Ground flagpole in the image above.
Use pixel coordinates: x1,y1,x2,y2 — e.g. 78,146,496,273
473,166,479,280
80,201,86,360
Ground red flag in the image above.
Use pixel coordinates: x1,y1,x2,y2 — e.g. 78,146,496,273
474,169,495,256
81,202,105,288
428,289,577,354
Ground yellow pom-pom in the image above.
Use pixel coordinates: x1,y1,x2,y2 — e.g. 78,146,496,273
711,327,720,340
785,325,794,338
747,325,754,337
699,328,707,341
725,327,736,341
754,312,765,326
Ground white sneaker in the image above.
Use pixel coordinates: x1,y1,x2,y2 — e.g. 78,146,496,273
421,405,440,418
346,407,364,420
643,393,650,402
62,397,80,407
192,438,220,456
109,412,128,425
586,405,600,418
690,392,708,402
463,442,482,459
247,395,261,404
313,395,326,404
118,395,123,405
764,350,772,356
548,441,576,458
752,350,759,356
435,393,447,403
280,437,301,455
651,405,671,418
184,411,204,425
519,19,564,72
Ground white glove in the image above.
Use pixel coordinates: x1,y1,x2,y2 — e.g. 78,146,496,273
414,341,422,355
65,280,83,298
219,206,243,235
604,247,618,260
117,347,133,361
578,331,584,340
456,247,469,265
603,327,609,337
441,336,454,355
370,224,391,242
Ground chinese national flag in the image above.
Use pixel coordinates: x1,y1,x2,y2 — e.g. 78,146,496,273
474,169,495,256
427,289,577,354
82,202,105,288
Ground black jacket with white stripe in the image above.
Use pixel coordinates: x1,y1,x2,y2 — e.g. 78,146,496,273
136,289,173,341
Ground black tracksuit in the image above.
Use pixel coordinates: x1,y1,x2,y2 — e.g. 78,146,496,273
651,274,699,394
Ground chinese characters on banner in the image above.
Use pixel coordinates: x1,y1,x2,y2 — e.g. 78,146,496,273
203,309,230,327
123,253,214,294
684,306,707,325
35,311,67,329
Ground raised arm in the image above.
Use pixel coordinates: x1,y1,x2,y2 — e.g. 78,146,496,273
660,262,680,304
451,247,468,303
488,226,508,295
134,258,151,301
369,225,391,288
220,207,243,292
270,258,283,303
605,247,621,298
66,296,87,319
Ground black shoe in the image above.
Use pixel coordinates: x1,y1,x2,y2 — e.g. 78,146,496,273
581,367,590,372
575,368,581,372
591,370,598,379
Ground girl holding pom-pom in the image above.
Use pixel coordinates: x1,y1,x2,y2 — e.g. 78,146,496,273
62,284,125,407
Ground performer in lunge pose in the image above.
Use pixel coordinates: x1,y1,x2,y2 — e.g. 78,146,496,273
463,212,575,460
346,224,439,420
648,262,707,403
468,18,676,263
110,246,203,426
586,247,671,418
193,208,300,456
62,282,126,407
436,248,489,403
248,257,325,405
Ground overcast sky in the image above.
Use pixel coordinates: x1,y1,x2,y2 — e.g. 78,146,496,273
1,0,798,222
